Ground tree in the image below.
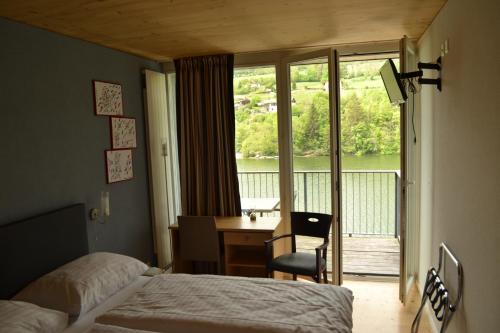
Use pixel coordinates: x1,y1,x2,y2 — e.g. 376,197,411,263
293,92,329,155
234,60,401,159
239,115,278,157
342,93,369,155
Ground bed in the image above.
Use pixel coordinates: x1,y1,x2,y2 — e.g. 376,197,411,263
95,274,353,333
0,204,353,333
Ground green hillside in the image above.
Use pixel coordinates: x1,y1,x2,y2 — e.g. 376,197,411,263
234,59,400,158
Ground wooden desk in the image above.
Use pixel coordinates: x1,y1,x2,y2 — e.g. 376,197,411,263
169,216,284,278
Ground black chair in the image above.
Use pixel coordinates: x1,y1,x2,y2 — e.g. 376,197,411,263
178,216,222,274
265,212,332,283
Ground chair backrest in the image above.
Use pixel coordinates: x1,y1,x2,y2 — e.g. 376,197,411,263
178,216,220,262
291,212,332,239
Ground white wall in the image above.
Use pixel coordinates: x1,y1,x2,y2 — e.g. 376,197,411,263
417,0,500,331
417,66,433,291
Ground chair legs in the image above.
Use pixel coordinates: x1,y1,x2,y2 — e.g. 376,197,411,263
293,274,297,281
310,270,328,284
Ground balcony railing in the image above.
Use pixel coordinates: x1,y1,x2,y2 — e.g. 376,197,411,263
237,170,400,237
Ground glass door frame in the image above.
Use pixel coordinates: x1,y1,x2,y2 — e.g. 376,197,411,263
399,36,419,303
281,49,343,285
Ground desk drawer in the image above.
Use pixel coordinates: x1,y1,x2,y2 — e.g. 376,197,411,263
224,232,271,246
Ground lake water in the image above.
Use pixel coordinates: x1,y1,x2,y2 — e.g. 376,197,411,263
237,154,400,172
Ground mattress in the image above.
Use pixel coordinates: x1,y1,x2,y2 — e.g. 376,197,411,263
96,274,353,333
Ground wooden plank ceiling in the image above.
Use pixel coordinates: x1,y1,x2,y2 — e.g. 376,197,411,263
0,0,446,61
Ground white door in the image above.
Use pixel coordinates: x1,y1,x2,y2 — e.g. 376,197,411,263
399,37,419,302
281,49,342,285
144,70,179,269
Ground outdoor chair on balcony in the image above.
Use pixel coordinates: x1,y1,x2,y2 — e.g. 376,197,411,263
264,212,332,283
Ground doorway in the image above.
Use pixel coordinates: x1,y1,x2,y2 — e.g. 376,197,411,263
339,56,401,277
232,45,413,287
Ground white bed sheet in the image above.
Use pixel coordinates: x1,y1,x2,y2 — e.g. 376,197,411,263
63,276,150,333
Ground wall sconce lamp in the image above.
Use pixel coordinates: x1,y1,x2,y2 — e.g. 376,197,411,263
89,191,110,224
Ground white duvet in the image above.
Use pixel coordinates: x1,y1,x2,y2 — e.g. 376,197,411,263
89,324,156,333
95,274,353,333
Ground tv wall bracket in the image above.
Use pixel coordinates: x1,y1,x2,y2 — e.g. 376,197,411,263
400,57,442,91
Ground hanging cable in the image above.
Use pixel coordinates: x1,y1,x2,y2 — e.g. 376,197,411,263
407,78,417,144
412,89,416,144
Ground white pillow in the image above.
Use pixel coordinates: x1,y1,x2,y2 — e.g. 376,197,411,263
13,252,148,316
0,300,68,333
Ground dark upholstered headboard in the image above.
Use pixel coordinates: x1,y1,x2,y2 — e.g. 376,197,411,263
0,204,89,299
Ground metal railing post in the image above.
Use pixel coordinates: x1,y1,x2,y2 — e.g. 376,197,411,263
303,172,308,211
395,172,400,238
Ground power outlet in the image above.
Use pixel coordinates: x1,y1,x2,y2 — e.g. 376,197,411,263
441,39,450,57
444,39,449,54
89,208,100,220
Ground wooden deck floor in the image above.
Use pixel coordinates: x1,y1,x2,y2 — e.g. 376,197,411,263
296,235,400,276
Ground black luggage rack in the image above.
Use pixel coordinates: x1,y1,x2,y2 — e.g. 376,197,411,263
412,242,463,333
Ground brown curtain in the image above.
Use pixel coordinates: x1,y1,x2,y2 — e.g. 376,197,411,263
175,54,241,217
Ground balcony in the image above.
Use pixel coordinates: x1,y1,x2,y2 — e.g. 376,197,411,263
238,170,401,276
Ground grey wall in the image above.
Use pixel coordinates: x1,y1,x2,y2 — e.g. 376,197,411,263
417,0,500,331
0,18,161,264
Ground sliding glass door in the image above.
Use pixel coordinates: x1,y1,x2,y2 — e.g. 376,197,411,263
233,50,342,284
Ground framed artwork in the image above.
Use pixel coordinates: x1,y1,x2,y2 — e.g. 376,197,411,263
105,149,133,183
93,80,123,115
110,116,137,149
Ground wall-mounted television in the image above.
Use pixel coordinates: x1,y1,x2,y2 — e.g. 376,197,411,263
380,59,407,105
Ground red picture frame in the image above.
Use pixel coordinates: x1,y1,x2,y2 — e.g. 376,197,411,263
110,116,137,149
93,80,123,116
105,149,134,183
